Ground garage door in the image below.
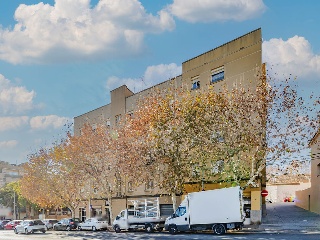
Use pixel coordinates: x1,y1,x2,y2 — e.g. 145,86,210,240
160,204,174,217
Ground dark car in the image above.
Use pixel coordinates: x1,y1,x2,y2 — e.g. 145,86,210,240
53,218,80,231
0,220,11,230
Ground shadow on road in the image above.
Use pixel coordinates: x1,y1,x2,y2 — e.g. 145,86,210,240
262,202,320,231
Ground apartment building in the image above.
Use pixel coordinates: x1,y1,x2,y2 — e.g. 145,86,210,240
74,28,265,224
0,161,23,188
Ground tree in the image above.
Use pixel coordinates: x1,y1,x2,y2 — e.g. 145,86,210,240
115,71,318,194
20,142,87,218
20,148,61,209
67,123,117,218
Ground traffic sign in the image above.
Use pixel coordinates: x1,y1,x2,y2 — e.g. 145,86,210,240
261,189,268,197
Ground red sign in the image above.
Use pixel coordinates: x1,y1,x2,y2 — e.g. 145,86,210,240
261,189,268,197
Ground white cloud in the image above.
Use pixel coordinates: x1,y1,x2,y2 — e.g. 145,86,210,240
0,74,35,115
0,116,29,131
263,36,320,78
106,63,182,92
167,0,266,23
30,115,71,130
0,140,18,148
0,0,175,64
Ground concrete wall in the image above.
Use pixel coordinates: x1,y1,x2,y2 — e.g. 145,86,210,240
296,188,311,211
295,130,320,214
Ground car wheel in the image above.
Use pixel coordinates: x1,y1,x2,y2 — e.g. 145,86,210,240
92,226,97,232
42,229,46,233
78,226,82,231
169,225,177,235
66,226,71,231
25,228,29,235
114,225,121,233
213,224,226,235
145,224,154,233
14,228,18,234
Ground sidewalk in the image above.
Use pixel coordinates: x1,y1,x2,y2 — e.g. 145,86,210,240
245,202,320,232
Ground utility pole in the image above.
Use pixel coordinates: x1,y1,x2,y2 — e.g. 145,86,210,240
13,191,16,220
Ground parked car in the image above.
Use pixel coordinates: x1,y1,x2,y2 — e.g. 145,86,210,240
4,220,21,230
42,219,58,230
53,218,81,231
14,220,46,234
284,196,295,202
78,217,108,231
0,220,11,230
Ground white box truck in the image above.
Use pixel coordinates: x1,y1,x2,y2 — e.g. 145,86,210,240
164,186,244,235
113,198,167,233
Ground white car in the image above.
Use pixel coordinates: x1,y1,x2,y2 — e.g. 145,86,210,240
42,219,59,230
78,218,108,231
14,220,46,234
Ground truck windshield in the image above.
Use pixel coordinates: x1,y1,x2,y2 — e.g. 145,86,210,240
175,206,186,217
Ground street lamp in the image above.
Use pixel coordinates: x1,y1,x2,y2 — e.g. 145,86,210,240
13,191,16,220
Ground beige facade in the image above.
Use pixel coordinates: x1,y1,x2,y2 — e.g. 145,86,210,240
74,28,264,224
296,129,320,213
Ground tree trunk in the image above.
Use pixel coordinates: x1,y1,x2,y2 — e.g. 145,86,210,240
171,192,177,213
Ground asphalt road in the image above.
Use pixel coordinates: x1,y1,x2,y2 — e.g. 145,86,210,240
0,229,320,240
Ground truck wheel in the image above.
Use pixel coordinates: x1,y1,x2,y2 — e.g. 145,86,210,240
157,227,163,232
145,224,154,233
114,225,121,233
169,225,177,235
213,224,226,235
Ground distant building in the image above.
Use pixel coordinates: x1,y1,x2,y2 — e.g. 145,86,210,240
0,161,24,187
267,182,310,203
296,128,320,213
74,29,265,224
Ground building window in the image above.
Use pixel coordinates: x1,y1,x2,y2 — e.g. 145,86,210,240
115,115,121,125
128,181,134,192
145,180,154,191
116,175,122,197
191,76,200,90
211,66,224,83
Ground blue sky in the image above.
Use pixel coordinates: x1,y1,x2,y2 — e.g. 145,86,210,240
0,0,319,165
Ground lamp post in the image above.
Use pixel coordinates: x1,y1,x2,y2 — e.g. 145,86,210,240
13,191,16,220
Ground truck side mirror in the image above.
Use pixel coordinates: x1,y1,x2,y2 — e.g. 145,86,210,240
116,216,120,220
172,213,176,218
